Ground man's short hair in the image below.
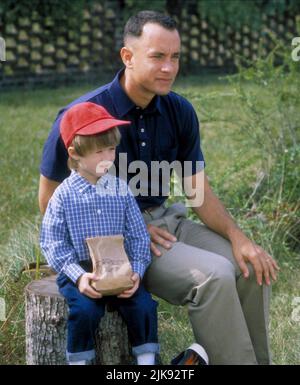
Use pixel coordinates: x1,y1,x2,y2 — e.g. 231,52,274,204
123,10,178,44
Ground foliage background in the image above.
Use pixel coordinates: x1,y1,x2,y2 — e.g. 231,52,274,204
1,0,300,88
1,0,300,27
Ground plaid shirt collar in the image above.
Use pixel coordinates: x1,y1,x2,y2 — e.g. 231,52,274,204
69,170,111,194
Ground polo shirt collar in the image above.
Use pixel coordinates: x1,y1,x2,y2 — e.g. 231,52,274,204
108,68,162,117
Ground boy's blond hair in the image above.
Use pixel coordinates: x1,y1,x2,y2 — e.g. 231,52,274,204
68,127,121,170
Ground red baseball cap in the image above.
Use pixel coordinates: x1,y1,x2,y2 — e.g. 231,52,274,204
60,102,131,148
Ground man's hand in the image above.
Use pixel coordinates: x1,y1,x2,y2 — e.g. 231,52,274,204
231,232,280,286
147,224,177,256
117,273,140,298
77,273,103,299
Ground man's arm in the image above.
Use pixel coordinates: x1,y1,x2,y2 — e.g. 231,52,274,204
148,170,279,285
38,174,61,214
189,172,279,286
189,171,240,242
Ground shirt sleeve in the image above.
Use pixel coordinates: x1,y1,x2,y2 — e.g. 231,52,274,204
39,111,70,182
177,98,206,177
40,191,85,283
123,185,151,278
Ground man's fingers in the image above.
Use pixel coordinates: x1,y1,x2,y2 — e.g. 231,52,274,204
235,239,280,287
155,228,177,242
263,256,278,283
259,255,270,286
264,252,280,273
147,225,177,256
148,225,176,246
151,242,162,257
236,258,250,279
256,246,279,285
248,254,263,286
268,261,277,282
152,234,173,249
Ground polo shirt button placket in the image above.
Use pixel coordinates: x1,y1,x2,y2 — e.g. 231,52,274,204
137,111,151,165
138,112,146,138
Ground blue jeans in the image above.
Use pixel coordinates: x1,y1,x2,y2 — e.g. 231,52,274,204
57,272,159,363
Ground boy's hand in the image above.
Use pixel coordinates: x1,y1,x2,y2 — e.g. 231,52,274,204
117,273,140,299
77,272,102,299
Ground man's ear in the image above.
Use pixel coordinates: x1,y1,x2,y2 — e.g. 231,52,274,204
68,146,80,161
120,46,133,68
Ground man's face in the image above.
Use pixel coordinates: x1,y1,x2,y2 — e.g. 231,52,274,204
127,23,181,96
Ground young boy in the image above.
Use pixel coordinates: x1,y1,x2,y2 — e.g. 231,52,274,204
40,102,159,365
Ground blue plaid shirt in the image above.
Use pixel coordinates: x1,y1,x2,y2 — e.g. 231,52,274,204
40,170,151,283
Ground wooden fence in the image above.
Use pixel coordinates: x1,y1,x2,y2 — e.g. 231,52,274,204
0,1,298,89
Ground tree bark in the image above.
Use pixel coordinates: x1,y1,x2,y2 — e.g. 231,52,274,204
25,275,133,365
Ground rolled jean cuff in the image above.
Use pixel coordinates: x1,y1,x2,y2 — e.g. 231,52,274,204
132,343,160,356
66,349,95,363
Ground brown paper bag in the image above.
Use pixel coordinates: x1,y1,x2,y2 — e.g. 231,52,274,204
85,234,134,296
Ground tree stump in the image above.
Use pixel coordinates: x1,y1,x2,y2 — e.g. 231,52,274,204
25,275,133,365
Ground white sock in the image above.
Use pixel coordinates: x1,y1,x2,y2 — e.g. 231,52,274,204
189,343,209,364
69,360,86,365
136,352,156,365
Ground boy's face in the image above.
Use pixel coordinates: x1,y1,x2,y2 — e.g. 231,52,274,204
73,145,116,183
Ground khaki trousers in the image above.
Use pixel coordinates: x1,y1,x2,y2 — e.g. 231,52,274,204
142,203,271,365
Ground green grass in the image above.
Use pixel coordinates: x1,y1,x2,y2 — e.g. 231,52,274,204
0,74,299,364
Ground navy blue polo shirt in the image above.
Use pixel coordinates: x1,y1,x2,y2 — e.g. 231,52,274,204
40,69,205,210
